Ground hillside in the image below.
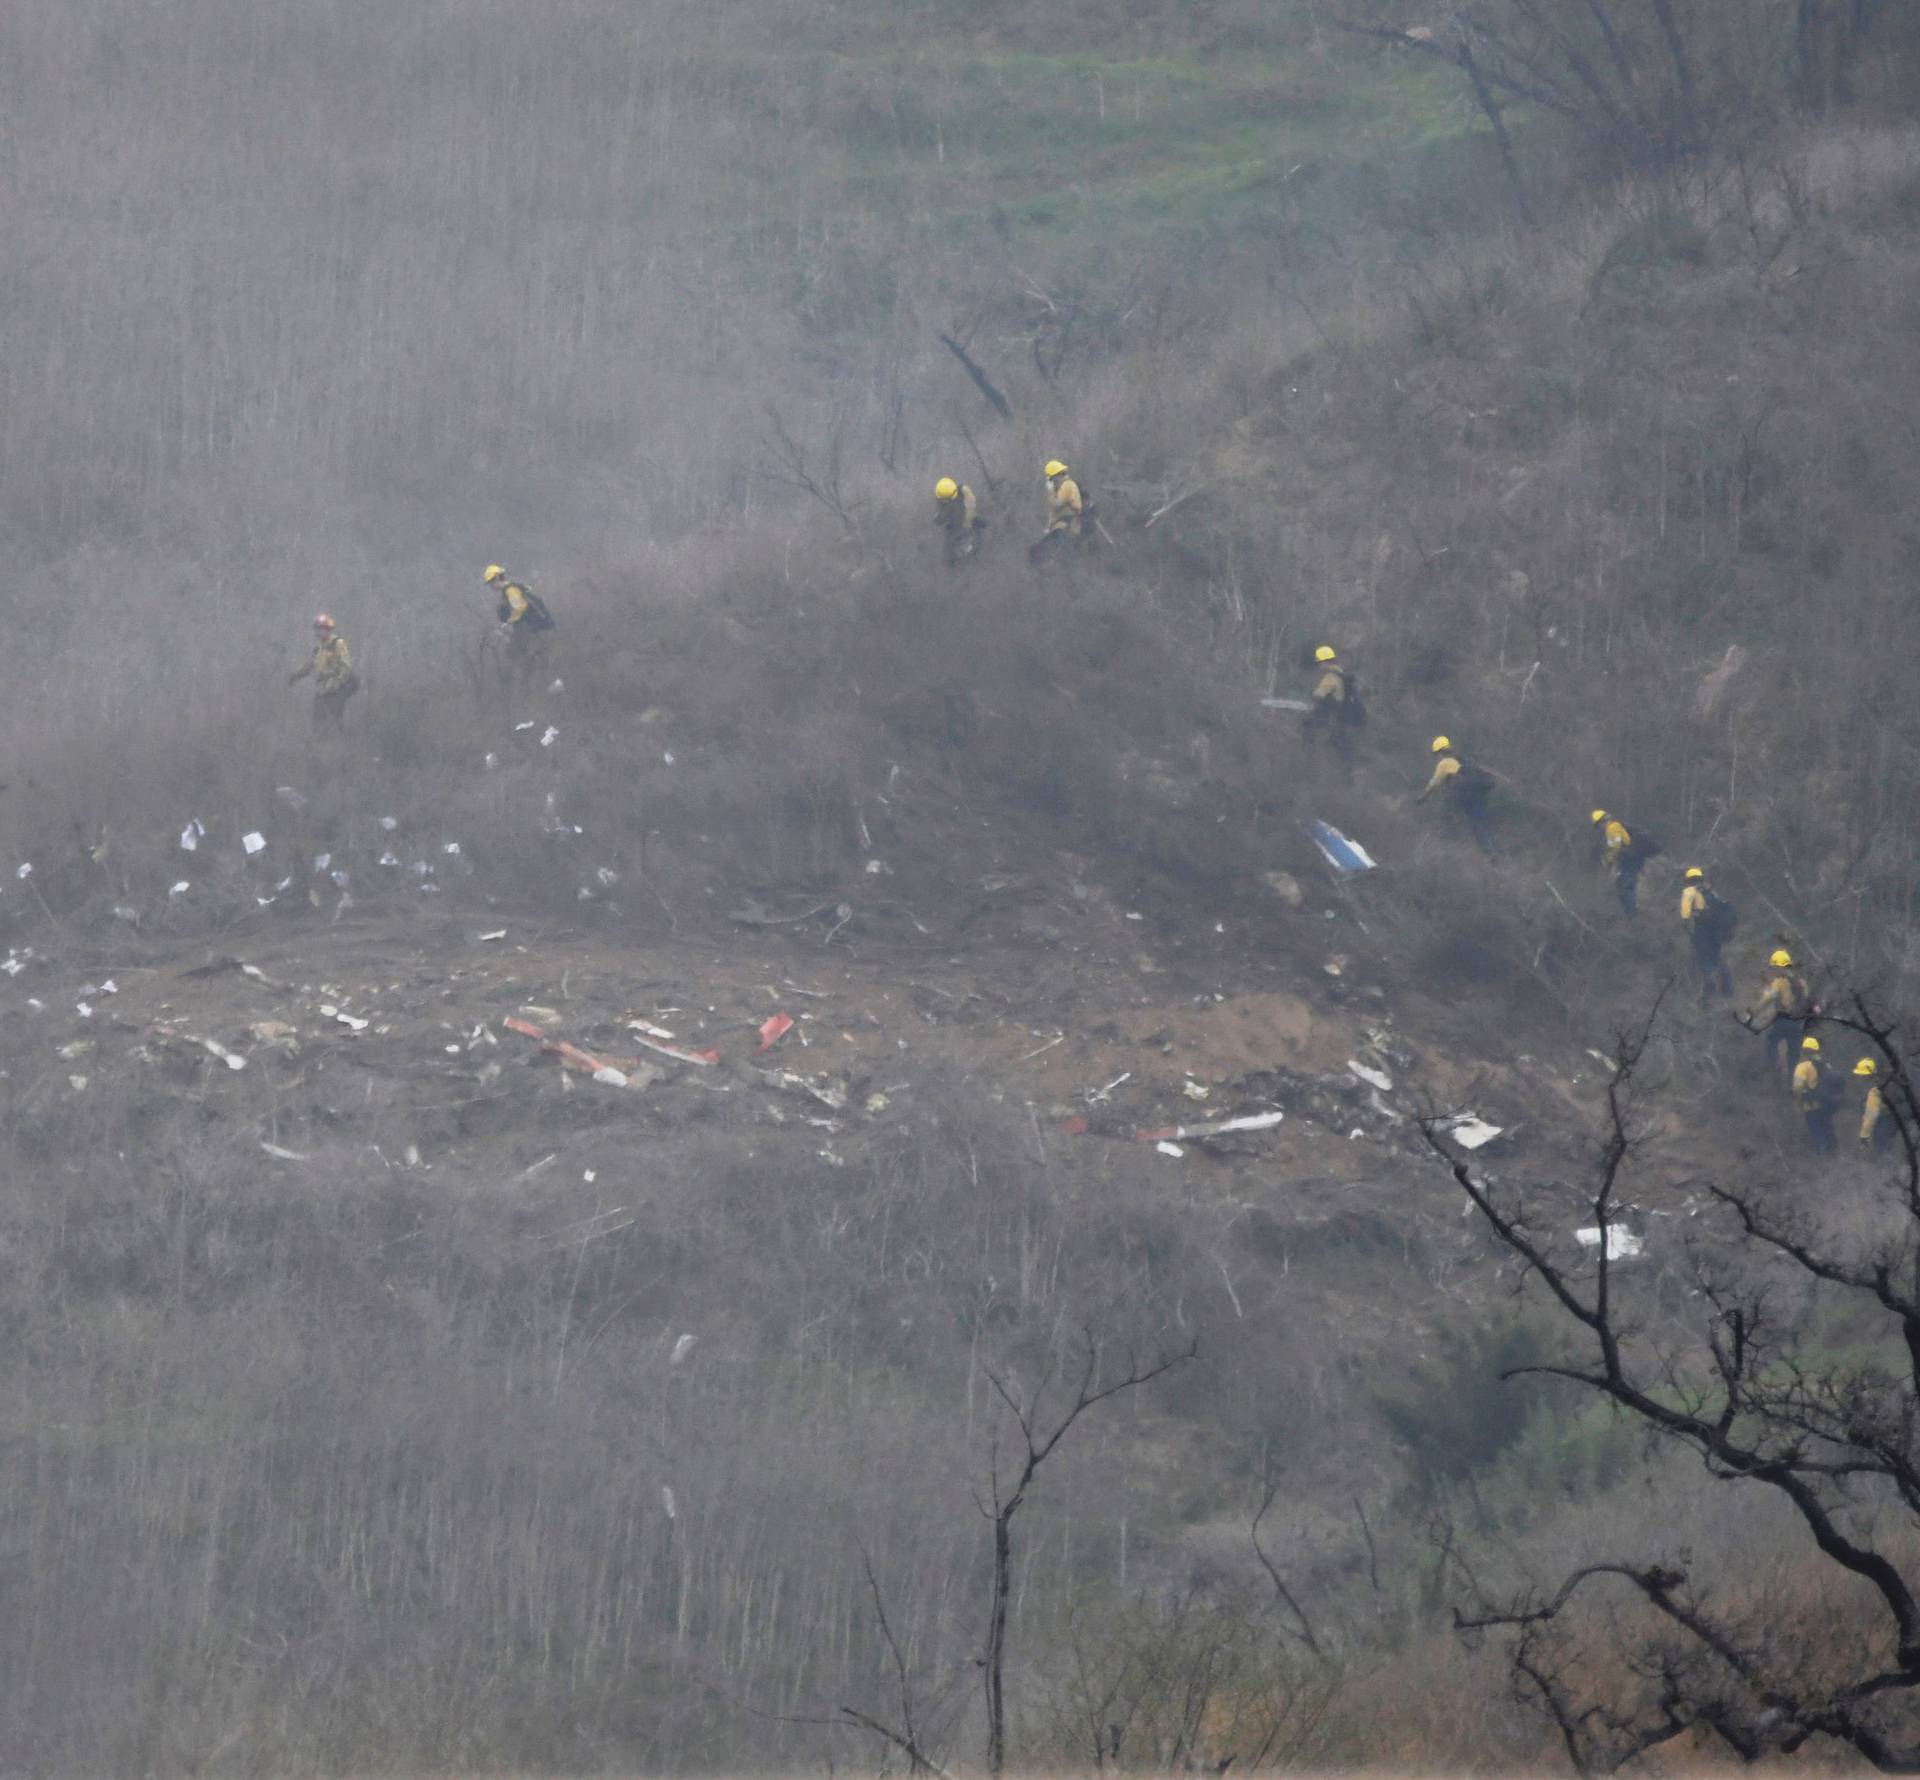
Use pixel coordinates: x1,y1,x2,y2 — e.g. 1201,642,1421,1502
8,0,1920,1774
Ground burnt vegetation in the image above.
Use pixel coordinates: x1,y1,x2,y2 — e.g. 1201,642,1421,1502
4,0,1920,1773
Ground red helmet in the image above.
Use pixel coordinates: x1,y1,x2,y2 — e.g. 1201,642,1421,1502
313,612,335,632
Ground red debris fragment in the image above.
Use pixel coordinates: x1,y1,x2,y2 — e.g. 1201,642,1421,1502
757,1012,795,1052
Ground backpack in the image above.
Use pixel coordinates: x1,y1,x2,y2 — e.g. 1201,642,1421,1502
1456,759,1496,800
501,585,556,632
1337,667,1367,726
1624,825,1663,864
1699,889,1738,944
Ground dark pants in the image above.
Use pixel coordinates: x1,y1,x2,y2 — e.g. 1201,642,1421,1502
1302,705,1356,768
312,688,353,732
1689,930,1732,1002
1453,785,1496,857
1614,862,1642,919
941,522,979,567
1804,1107,1836,1154
1764,1021,1802,1075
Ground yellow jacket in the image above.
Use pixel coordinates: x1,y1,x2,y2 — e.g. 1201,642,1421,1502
1679,883,1706,925
1792,1057,1821,1112
1312,666,1347,705
936,485,978,530
1046,475,1083,535
291,635,353,693
1599,818,1632,873
1861,1083,1886,1146
500,581,531,624
1749,971,1807,1025
1420,754,1460,801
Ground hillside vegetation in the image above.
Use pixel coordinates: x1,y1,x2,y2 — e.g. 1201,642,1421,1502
6,0,1920,1773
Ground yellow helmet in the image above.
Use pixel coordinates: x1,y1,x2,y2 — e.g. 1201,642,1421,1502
1802,1036,1821,1054
1591,809,1608,825
1314,645,1337,664
1770,949,1793,969
1685,866,1704,880
1044,460,1068,479
482,564,506,584
1855,1057,1878,1077
1431,736,1452,754
934,477,959,502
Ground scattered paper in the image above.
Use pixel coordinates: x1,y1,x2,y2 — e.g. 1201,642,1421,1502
241,831,266,856
1155,1141,1186,1158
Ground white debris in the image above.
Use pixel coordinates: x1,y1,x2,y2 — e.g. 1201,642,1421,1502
260,1142,310,1162
242,831,267,856
540,726,559,747
549,678,565,694
660,1486,676,1521
180,823,202,852
670,1333,698,1366
662,751,675,765
1182,1079,1210,1100
313,854,331,872
274,786,307,812
1348,1060,1394,1093
592,1066,630,1087
379,816,399,831
0,958,22,978
329,870,350,888
1575,1225,1645,1261
1437,1114,1505,1151
483,752,499,770
75,1002,93,1018
1155,1141,1186,1158
443,841,462,857
199,1037,247,1071
477,930,507,943
863,858,891,876
379,851,400,868
112,906,139,924
14,862,30,880
68,1075,88,1092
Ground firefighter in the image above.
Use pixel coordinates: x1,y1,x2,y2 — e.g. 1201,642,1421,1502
1793,1036,1836,1154
933,477,982,567
1856,1058,1894,1154
287,613,358,731
482,563,555,696
1030,459,1085,564
1679,866,1734,1003
1591,809,1643,919
1301,646,1362,768
1417,736,1495,855
1748,948,1813,1076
